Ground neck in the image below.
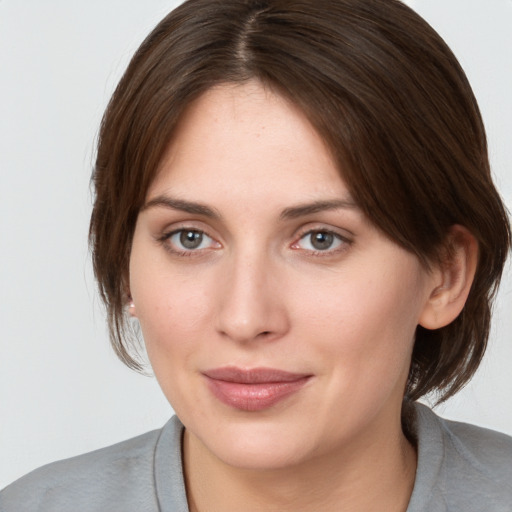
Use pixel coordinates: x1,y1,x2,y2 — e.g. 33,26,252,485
183,410,417,512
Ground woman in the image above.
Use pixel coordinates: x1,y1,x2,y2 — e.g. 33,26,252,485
1,0,511,510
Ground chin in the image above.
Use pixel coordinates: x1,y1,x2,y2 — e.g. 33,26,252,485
211,436,313,471
187,412,322,471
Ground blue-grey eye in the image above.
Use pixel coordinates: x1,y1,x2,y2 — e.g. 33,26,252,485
169,230,214,250
298,230,343,251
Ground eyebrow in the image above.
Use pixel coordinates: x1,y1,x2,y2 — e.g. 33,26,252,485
142,195,359,220
279,199,359,220
142,196,221,219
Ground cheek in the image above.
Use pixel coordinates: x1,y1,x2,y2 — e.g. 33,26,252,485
129,243,214,361
136,278,211,348
293,261,427,377
132,274,214,407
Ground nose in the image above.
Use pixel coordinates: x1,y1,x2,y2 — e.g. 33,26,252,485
214,251,290,344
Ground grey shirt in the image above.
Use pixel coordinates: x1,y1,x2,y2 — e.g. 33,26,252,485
1,403,511,511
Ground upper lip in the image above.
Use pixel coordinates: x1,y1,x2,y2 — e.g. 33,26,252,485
203,366,311,384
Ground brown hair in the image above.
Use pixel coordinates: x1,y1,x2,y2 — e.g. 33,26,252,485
90,0,511,403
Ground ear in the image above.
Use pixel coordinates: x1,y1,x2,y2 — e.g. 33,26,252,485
419,225,478,330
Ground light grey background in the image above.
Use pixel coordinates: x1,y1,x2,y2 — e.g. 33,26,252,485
1,0,511,489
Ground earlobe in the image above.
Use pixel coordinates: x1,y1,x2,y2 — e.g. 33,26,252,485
127,293,137,317
419,225,478,330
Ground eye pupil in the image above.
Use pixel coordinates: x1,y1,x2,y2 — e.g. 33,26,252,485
311,231,334,250
180,230,203,249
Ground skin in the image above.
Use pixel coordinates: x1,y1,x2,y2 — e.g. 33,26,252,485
128,81,470,511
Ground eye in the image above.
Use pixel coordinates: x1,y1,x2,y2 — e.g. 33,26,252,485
293,230,346,253
165,229,219,252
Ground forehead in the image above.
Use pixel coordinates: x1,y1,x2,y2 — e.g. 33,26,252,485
147,81,351,208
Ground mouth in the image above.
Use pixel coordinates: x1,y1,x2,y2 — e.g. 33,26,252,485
203,367,312,412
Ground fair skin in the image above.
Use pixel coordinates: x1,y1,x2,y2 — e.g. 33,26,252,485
129,81,476,512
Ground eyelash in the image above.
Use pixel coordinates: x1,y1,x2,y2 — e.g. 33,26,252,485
158,227,351,258
158,228,220,257
291,228,351,256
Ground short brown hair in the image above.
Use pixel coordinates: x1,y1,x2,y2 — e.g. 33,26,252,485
90,0,511,402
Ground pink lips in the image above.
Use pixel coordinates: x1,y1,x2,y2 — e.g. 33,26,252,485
203,367,312,411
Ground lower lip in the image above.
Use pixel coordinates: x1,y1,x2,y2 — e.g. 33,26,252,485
205,376,311,411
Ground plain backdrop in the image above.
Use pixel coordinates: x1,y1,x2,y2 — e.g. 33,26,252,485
1,0,511,489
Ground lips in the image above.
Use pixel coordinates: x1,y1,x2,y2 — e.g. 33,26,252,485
203,367,312,411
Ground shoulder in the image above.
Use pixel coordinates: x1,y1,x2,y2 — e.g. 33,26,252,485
441,412,512,475
410,403,512,511
0,417,183,512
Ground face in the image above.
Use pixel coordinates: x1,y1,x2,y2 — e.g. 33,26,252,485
129,81,437,470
